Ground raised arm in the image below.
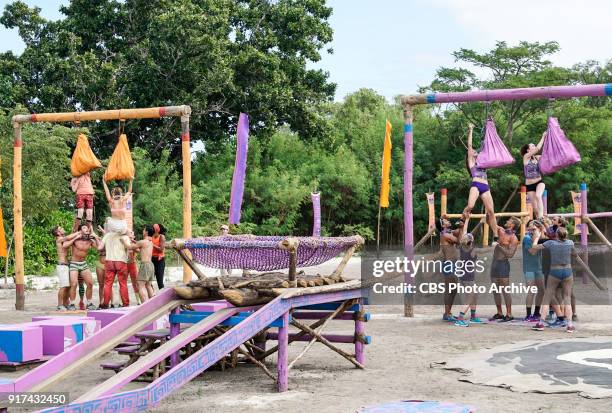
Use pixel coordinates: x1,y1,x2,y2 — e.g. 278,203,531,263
62,236,79,249
536,131,546,152
467,123,474,150
127,179,133,195
102,179,112,203
528,232,545,254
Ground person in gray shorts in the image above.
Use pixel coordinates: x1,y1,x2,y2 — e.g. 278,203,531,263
489,217,520,322
134,226,156,302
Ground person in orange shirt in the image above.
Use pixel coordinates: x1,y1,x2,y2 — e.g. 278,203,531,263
70,172,95,231
151,224,166,289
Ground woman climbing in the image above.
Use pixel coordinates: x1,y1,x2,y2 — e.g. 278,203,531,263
102,178,133,234
462,123,499,236
520,132,546,219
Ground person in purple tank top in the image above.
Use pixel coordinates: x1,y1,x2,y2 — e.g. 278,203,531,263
462,123,499,234
520,131,546,219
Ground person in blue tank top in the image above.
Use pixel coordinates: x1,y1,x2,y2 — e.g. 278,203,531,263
522,220,545,322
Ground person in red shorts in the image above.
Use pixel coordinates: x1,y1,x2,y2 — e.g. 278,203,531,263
98,229,134,308
70,172,95,231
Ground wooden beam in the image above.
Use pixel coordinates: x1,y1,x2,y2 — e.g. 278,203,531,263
13,122,24,310
181,115,192,283
585,217,612,250
175,248,206,280
12,106,191,124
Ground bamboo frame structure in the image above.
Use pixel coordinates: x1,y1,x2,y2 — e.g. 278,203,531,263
401,83,612,316
11,105,192,310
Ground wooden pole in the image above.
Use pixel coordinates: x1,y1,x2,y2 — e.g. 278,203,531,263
376,207,381,258
440,188,447,217
11,106,190,124
414,228,435,251
580,183,589,284
181,114,192,283
585,217,612,250
13,122,24,310
355,297,365,365
574,253,606,291
520,186,527,240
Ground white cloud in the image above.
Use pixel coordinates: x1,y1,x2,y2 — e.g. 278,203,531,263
429,0,611,67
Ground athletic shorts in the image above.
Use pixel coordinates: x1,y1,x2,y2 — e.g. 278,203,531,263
76,193,94,209
524,271,544,282
56,264,70,288
471,181,490,195
550,268,573,280
491,259,510,278
69,261,89,273
137,262,155,282
525,180,543,193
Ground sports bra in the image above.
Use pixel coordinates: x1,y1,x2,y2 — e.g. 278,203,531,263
524,158,541,180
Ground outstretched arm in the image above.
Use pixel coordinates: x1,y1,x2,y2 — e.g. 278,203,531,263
127,179,133,195
62,236,79,248
467,123,474,149
102,179,112,203
536,131,546,152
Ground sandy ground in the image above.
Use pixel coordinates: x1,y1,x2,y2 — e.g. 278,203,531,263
1,255,612,413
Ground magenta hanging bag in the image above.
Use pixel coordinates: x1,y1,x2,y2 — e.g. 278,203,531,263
539,117,581,175
475,118,514,169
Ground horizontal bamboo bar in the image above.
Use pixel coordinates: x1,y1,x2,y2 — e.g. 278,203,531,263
445,212,529,219
402,83,612,106
12,105,191,124
548,212,612,219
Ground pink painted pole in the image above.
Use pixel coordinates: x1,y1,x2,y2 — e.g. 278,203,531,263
355,298,365,365
169,307,180,368
402,83,612,105
580,183,589,284
276,311,289,392
403,106,414,317
580,183,589,247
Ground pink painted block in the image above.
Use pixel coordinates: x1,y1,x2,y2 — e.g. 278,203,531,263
31,316,101,339
23,320,84,356
87,308,170,343
0,324,43,362
191,300,233,312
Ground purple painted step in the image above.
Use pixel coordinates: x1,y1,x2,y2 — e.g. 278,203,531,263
87,307,169,343
31,316,101,339
191,300,233,312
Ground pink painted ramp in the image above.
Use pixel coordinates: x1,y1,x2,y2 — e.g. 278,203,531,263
357,400,476,413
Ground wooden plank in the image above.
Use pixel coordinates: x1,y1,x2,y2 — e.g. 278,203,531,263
76,307,240,401
276,280,362,299
12,106,190,124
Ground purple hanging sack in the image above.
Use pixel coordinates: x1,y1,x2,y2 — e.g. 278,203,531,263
539,117,581,175
475,118,514,169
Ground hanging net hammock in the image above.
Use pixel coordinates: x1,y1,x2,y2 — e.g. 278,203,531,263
182,235,363,272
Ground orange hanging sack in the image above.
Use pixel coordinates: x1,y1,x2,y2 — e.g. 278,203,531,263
71,134,102,177
104,134,135,181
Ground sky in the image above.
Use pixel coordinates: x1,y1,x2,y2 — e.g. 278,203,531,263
1,0,611,101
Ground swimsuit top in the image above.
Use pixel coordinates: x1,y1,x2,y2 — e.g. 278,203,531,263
524,157,541,180
470,165,487,180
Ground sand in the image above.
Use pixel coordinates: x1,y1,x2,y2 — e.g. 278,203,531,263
1,257,612,413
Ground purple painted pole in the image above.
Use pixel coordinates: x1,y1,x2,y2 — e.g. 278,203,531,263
276,311,289,392
402,83,612,105
229,113,249,224
355,298,365,365
311,192,321,237
403,106,414,317
542,190,548,216
169,307,180,368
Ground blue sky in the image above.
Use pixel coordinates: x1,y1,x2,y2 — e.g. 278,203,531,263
1,0,610,101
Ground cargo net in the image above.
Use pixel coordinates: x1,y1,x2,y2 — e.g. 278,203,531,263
184,235,362,272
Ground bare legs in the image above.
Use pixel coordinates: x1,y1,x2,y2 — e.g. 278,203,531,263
463,186,497,238
540,276,573,322
491,277,512,316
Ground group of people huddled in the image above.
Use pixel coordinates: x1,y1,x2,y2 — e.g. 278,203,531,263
51,170,167,311
437,124,578,334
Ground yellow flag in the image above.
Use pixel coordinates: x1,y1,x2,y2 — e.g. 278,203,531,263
379,120,392,208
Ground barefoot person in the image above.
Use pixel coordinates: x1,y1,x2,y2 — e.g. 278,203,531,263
462,124,499,237
102,178,133,234
51,226,80,311
62,224,100,310
523,220,545,322
455,218,485,326
520,132,546,219
530,227,576,333
134,226,156,302
70,172,95,231
436,216,460,322
489,217,520,322
127,231,142,304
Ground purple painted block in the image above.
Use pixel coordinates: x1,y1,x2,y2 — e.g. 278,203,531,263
191,300,233,312
87,308,169,343
0,324,43,362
